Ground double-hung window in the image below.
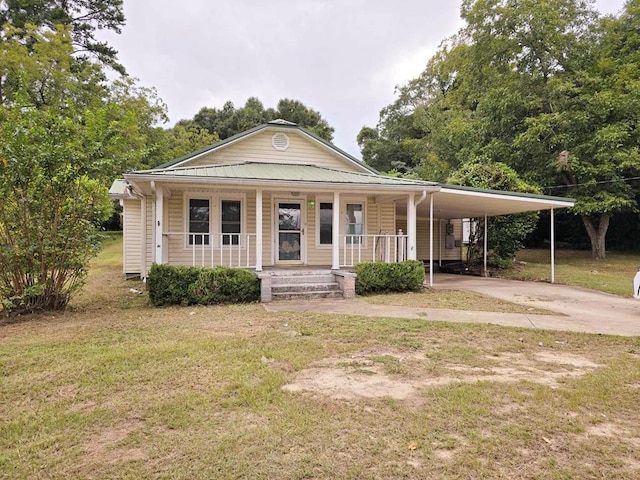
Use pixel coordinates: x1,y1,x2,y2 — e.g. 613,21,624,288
345,203,364,244
319,202,333,245
221,200,241,245
189,198,210,245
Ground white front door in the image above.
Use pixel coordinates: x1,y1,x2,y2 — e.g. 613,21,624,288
276,200,304,263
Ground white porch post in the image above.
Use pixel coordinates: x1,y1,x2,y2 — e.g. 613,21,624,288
255,189,263,272
407,193,417,260
332,191,340,270
550,208,555,284
483,215,488,275
429,194,434,287
140,196,147,276
438,219,442,267
154,185,164,264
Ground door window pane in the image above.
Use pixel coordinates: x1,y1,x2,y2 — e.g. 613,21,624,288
279,203,301,231
279,232,301,261
189,198,209,245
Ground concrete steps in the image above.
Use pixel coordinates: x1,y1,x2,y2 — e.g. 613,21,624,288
268,270,344,301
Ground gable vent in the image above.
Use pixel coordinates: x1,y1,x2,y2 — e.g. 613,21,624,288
272,133,290,151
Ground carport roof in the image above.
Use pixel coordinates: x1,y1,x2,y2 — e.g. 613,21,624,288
426,184,574,219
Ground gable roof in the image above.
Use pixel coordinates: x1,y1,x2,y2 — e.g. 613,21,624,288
154,120,378,175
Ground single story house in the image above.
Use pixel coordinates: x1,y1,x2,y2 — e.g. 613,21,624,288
109,120,574,301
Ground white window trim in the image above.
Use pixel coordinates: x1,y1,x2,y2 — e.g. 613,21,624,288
183,192,247,249
341,198,367,248
315,196,334,249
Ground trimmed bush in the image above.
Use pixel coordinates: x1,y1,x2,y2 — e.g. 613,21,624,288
355,260,425,295
146,264,259,306
188,268,260,305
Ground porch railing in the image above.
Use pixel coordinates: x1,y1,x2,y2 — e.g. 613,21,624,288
163,232,257,268
340,232,408,267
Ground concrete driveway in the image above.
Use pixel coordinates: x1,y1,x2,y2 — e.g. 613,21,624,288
265,274,640,337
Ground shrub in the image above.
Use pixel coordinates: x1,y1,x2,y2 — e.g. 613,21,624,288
188,268,260,304
147,264,201,306
146,264,259,307
355,260,425,295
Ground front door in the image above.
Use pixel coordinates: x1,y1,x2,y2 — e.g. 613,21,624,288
276,200,304,263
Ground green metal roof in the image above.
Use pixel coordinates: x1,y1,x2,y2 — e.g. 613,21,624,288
108,178,128,196
130,162,437,187
153,120,379,174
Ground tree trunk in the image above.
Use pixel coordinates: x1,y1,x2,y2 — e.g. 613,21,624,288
581,214,610,259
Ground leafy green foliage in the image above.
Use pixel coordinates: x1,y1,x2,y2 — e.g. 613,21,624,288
0,26,166,313
360,0,640,258
0,88,112,314
186,96,335,142
0,0,126,72
354,261,425,295
147,264,259,307
146,264,201,306
448,162,540,269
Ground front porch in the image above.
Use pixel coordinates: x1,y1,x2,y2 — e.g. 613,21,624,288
144,185,435,275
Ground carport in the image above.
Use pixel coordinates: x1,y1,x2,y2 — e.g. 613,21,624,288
415,185,575,287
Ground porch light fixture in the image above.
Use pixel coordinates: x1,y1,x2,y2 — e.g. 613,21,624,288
291,191,300,197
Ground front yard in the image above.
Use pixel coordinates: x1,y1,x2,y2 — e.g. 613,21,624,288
1,235,639,479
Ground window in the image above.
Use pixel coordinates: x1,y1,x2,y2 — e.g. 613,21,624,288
189,198,210,245
221,200,241,245
319,202,333,245
345,203,363,244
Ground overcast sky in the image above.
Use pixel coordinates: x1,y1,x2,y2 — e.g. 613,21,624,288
102,0,626,158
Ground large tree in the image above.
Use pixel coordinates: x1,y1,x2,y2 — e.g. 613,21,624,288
188,96,335,142
0,25,166,313
360,0,639,258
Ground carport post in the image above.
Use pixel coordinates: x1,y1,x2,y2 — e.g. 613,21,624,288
429,193,434,287
551,208,555,284
483,215,487,275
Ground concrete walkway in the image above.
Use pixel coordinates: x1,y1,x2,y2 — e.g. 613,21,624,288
264,274,640,337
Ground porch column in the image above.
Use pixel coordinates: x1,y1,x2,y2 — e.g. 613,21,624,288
332,191,340,270
154,185,164,264
429,194,434,287
255,189,263,272
407,193,417,260
141,196,147,277
550,208,555,284
483,215,488,275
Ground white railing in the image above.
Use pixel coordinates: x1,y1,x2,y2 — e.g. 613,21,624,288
163,232,257,268
340,231,408,267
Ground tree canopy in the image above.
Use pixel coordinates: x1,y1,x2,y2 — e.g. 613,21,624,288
184,97,335,142
0,0,126,72
359,0,640,258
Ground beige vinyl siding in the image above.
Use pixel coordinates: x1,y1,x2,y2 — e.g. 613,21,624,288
123,199,141,274
185,130,366,173
261,192,272,267
415,217,463,261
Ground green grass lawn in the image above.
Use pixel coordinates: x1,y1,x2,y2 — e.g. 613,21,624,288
499,249,640,296
1,235,640,479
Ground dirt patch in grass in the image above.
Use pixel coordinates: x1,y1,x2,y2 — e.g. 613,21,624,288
83,418,147,465
283,348,602,400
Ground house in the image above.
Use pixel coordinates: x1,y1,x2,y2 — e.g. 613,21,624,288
109,120,574,301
